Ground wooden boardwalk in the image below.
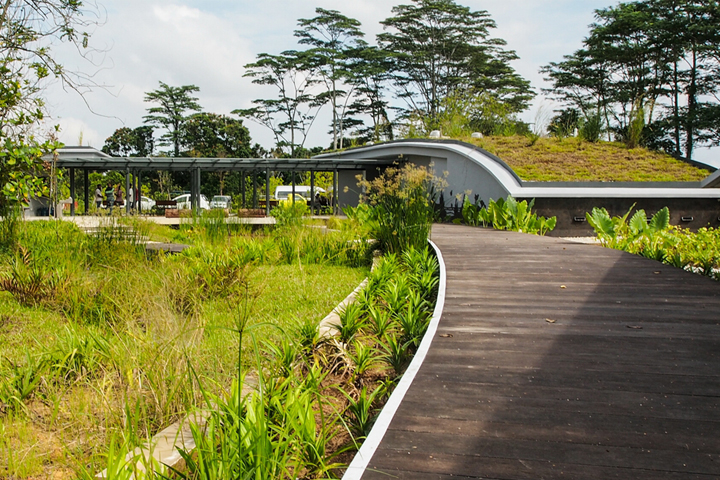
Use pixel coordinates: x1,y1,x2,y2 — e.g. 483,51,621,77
361,224,720,479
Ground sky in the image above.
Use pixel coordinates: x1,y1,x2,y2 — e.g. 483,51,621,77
44,0,719,168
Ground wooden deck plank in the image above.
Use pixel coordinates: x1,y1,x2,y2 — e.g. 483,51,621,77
360,225,720,479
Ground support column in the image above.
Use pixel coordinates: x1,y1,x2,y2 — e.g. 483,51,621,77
252,172,258,209
265,167,270,217
241,171,246,208
310,170,315,215
333,168,338,215
69,168,76,216
190,168,196,211
195,168,202,214
125,169,131,214
83,169,89,215
138,173,143,214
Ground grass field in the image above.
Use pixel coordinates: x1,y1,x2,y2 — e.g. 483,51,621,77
462,135,712,182
0,219,369,479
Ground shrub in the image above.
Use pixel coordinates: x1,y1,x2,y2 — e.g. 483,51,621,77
0,246,70,306
579,110,604,143
356,164,442,254
586,205,720,281
462,195,557,235
271,201,309,228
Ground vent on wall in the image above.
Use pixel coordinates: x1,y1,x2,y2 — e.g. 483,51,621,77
681,216,694,222
572,216,586,223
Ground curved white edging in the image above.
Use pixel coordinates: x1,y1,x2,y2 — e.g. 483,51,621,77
342,240,447,480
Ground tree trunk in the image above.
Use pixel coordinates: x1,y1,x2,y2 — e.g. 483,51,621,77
673,60,681,156
685,48,697,161
332,77,338,150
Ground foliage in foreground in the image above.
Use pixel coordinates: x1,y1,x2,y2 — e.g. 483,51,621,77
100,247,440,480
462,195,556,235
0,219,370,478
587,206,720,281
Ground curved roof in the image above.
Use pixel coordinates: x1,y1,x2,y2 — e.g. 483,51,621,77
316,139,720,199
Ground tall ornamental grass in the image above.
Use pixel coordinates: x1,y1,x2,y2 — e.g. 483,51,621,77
350,164,443,254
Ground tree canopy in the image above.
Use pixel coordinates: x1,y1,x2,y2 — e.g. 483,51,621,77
378,0,533,131
181,113,254,158
295,8,365,150
542,0,720,158
1,0,99,214
235,50,323,157
101,126,154,157
143,82,202,157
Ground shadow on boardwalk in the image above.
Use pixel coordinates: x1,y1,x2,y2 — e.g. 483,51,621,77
362,224,720,480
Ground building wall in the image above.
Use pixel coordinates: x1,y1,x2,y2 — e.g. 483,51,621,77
528,197,720,236
318,140,720,232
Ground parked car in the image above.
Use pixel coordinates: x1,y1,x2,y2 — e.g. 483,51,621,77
140,196,156,211
210,195,232,209
172,193,210,210
280,194,307,206
274,185,325,200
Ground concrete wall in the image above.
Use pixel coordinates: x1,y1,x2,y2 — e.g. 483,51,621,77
338,170,364,209
529,197,720,236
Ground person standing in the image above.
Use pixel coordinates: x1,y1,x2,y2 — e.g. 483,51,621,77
128,186,135,212
105,184,115,214
94,185,103,212
115,184,124,208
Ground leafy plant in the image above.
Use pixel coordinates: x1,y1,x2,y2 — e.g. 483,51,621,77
271,200,309,228
332,302,366,344
180,244,253,299
264,337,299,379
586,205,670,250
0,351,48,415
347,341,377,379
381,333,411,376
396,301,429,349
294,318,323,359
367,305,392,338
341,384,385,439
380,276,411,314
46,326,111,381
0,246,69,306
587,205,719,281
463,195,556,235
579,109,604,142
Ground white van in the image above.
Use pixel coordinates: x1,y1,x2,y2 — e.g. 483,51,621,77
274,185,325,200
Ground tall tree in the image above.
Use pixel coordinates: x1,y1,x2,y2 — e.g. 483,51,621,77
295,8,365,150
102,126,154,157
235,50,322,157
346,46,395,142
143,82,202,157
542,0,720,158
0,0,100,215
377,0,533,131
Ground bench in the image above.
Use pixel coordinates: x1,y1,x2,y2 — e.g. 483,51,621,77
238,209,266,218
156,200,178,209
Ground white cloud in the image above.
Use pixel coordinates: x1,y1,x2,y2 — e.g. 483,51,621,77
52,117,103,149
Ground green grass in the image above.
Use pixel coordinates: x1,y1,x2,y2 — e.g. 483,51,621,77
461,135,711,182
0,219,369,479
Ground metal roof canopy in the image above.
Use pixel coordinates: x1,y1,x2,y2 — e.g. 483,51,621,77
42,146,396,217
47,146,396,172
